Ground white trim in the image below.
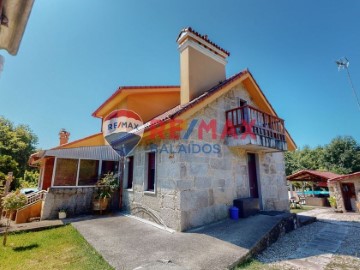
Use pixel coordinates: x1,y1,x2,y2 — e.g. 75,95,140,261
39,167,45,190
51,157,57,187
178,39,227,66
75,159,81,186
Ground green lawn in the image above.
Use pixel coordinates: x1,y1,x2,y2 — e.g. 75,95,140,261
236,258,284,270
0,225,113,270
290,205,315,214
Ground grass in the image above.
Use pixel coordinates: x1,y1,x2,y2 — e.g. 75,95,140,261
0,225,114,270
236,258,284,270
290,205,315,214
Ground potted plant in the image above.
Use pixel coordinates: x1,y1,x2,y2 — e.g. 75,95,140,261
58,208,67,219
328,196,337,211
93,173,119,212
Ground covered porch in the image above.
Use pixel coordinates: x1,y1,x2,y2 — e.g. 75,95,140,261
287,170,342,207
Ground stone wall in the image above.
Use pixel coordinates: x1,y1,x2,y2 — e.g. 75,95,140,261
123,82,289,231
258,152,289,211
41,187,95,220
329,177,360,212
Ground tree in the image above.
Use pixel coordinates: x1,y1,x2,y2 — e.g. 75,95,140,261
0,116,38,188
285,136,360,176
323,136,360,174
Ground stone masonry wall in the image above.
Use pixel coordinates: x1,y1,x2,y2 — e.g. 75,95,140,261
41,187,94,220
330,178,360,212
123,82,289,231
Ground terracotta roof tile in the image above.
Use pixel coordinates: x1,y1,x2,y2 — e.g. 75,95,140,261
287,170,343,181
328,171,360,182
177,27,230,56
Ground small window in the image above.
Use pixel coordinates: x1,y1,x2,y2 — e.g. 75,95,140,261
146,152,156,192
239,99,247,107
126,156,134,189
101,160,119,178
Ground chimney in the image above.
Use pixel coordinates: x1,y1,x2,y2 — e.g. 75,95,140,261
176,27,230,105
59,128,70,145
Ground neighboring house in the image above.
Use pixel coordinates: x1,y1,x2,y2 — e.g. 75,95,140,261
328,172,360,213
30,27,296,231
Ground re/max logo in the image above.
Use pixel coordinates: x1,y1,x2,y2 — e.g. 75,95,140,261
148,118,256,140
107,121,139,131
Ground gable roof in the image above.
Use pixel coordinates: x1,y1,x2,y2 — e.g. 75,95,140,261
92,85,180,118
287,170,342,182
139,69,297,150
328,172,360,183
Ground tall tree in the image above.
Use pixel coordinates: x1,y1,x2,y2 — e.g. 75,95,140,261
285,136,360,175
0,116,38,187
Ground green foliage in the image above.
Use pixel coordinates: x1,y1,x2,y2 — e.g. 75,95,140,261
95,173,119,199
18,170,39,188
328,196,337,208
1,191,27,211
285,136,360,176
0,116,38,188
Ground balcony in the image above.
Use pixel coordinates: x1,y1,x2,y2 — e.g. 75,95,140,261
225,105,287,152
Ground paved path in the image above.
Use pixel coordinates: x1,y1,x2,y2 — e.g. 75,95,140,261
72,214,285,270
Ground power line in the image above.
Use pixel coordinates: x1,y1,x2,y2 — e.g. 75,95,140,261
336,57,360,110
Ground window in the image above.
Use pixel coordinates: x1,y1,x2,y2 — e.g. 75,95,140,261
78,160,99,186
53,158,78,186
101,160,119,177
126,156,134,189
146,152,156,192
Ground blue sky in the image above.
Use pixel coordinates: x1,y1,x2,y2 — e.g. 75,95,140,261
0,0,359,150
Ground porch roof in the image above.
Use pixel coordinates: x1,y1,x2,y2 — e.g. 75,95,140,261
328,171,360,183
31,146,121,162
287,170,342,182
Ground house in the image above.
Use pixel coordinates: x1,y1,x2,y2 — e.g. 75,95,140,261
328,172,360,212
30,27,296,231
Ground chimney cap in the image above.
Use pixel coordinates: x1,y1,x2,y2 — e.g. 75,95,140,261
176,27,230,57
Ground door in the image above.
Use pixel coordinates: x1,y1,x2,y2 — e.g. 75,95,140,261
341,183,356,211
248,153,259,198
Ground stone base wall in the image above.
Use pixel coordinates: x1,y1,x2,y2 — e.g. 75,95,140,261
41,187,95,220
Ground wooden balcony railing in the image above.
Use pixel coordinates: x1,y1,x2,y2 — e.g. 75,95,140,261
225,105,286,145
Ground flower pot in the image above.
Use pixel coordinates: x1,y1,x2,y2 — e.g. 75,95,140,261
93,198,109,211
58,211,67,219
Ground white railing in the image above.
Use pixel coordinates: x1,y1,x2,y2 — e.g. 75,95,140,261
25,190,47,205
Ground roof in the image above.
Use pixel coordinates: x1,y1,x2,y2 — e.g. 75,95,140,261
92,85,179,118
287,170,342,182
177,27,230,56
328,171,360,183
30,146,120,164
138,69,296,150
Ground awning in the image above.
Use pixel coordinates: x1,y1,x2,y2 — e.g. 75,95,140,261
40,146,121,161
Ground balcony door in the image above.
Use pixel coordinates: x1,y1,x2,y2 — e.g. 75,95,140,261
247,153,259,198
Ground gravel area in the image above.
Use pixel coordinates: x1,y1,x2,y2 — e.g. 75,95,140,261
252,220,360,270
